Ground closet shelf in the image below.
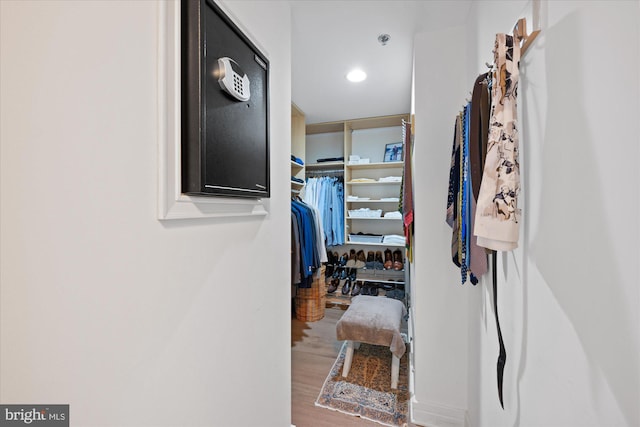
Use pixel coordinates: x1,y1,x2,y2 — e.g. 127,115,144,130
345,241,405,248
290,160,304,169
346,181,401,186
291,180,305,187
346,161,403,170
347,199,400,203
346,217,402,221
306,161,344,170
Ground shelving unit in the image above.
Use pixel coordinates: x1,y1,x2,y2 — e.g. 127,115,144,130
291,104,306,194
298,113,410,307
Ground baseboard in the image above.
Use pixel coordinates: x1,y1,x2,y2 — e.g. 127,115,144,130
410,397,468,427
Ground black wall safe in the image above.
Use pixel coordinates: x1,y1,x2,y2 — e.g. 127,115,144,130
181,0,270,198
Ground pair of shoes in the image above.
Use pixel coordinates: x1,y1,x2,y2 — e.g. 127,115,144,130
360,282,379,296
384,249,393,270
371,251,384,270
393,249,404,270
325,251,336,277
386,288,406,300
346,249,357,267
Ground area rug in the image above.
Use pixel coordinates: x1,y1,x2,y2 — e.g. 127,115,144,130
315,341,409,427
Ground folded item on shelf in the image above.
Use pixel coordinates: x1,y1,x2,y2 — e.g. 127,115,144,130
291,176,305,183
349,233,383,243
378,176,402,182
291,154,304,166
349,178,376,183
347,196,371,201
348,158,370,165
380,197,400,202
383,211,402,219
316,157,344,163
348,208,382,218
382,234,406,245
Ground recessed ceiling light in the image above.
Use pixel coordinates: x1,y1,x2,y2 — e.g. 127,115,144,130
346,69,367,83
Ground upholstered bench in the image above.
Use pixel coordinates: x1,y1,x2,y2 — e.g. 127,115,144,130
336,295,407,389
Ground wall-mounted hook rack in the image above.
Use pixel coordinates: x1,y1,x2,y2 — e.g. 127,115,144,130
513,17,540,57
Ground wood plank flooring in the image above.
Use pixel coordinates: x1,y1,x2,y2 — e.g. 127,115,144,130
291,306,421,427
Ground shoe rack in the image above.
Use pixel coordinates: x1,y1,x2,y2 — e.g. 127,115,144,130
323,249,407,308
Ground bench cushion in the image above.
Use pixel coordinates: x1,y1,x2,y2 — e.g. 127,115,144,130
336,295,407,358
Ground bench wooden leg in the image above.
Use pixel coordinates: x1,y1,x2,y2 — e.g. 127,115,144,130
391,353,400,389
342,340,355,378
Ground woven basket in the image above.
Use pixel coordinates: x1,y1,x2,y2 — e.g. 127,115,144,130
295,266,326,322
295,295,326,322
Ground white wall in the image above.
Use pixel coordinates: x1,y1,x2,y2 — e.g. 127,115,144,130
467,1,640,426
410,25,471,426
0,1,292,426
413,1,640,426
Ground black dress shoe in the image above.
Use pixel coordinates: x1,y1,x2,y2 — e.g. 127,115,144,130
361,282,370,295
351,281,361,296
327,278,338,293
369,284,379,296
341,278,351,295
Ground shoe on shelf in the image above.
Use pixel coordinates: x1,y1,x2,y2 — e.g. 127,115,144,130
360,282,370,295
374,251,384,270
348,267,357,281
393,249,404,270
355,250,366,269
341,278,351,295
369,283,379,296
339,252,349,266
346,249,357,267
367,251,374,263
384,248,393,270
325,251,335,277
351,281,361,296
365,251,375,269
327,278,338,293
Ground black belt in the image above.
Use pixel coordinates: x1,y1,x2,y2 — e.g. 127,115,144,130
493,252,506,409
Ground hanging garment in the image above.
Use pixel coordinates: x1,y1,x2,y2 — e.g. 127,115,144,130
474,33,521,251
446,113,462,268
401,120,414,261
467,72,491,278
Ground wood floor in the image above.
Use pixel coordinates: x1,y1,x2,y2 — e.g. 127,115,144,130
291,306,421,427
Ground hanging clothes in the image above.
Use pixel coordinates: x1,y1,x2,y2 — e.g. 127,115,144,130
474,33,521,251
302,176,344,247
291,199,323,288
401,120,414,262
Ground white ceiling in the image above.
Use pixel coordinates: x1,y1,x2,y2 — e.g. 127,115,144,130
291,0,472,125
